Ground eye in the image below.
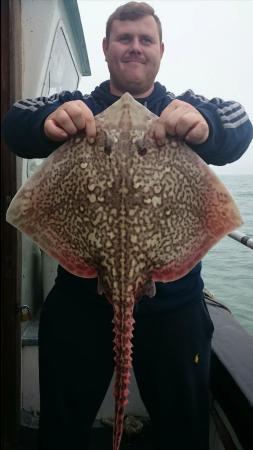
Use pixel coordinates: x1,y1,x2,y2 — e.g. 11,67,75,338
141,36,153,45
138,146,147,156
119,35,131,44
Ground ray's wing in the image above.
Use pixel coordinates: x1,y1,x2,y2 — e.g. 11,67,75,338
5,134,108,278
139,137,243,282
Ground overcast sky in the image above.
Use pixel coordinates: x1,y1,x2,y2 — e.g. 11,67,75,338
77,0,253,175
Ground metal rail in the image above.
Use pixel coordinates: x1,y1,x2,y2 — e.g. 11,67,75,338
228,231,253,249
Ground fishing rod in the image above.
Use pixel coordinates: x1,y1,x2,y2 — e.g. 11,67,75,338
228,231,253,250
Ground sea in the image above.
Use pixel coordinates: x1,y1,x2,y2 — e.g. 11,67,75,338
201,174,253,336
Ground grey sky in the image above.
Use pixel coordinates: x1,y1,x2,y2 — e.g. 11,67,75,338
77,0,253,175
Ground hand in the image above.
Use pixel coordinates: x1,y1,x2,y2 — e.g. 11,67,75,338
151,99,209,146
44,100,96,143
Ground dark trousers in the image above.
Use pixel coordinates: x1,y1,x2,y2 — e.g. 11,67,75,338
38,282,214,450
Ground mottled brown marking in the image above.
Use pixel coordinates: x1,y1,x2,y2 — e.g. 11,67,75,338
6,93,242,450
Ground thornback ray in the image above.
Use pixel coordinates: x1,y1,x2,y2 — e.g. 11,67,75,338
6,92,243,450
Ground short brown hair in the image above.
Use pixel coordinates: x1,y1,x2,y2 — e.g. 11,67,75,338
105,2,162,42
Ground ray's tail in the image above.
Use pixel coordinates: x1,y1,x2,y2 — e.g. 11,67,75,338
112,301,135,450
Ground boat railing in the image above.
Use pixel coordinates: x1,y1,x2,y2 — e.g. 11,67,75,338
228,231,253,249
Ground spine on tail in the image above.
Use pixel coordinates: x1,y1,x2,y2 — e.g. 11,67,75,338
112,303,135,450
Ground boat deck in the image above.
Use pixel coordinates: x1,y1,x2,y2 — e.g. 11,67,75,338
18,424,153,450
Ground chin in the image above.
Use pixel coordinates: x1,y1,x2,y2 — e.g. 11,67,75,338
122,79,147,94
127,84,150,96
111,73,152,96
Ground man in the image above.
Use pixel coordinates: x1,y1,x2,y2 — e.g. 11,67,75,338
2,2,253,450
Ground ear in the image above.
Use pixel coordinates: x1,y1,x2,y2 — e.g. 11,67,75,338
103,37,109,61
160,42,164,59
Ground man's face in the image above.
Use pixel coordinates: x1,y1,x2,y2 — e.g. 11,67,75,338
103,16,164,97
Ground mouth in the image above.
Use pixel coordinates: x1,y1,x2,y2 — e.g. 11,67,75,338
122,59,145,64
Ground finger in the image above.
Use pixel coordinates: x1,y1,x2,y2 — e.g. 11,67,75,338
64,101,96,143
152,120,167,146
174,111,201,138
82,110,97,143
185,121,209,144
63,102,88,131
162,107,192,137
55,109,78,135
44,119,68,141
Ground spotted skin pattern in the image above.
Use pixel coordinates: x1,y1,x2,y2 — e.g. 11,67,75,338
6,93,242,450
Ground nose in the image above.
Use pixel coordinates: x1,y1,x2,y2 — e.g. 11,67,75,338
129,36,142,53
